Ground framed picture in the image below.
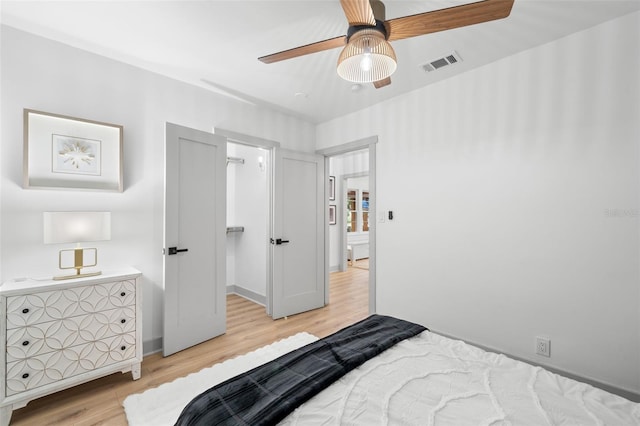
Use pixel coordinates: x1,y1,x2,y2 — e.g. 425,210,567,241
24,109,123,191
329,204,337,225
329,175,335,201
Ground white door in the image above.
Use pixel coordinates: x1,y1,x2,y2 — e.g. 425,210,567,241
271,148,325,319
163,123,227,356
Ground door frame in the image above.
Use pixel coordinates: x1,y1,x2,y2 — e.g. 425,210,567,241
317,136,377,314
215,129,377,315
213,128,280,316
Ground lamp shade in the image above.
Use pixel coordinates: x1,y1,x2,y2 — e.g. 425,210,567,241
44,212,111,244
337,28,397,83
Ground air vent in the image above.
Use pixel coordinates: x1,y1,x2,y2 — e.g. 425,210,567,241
421,51,463,73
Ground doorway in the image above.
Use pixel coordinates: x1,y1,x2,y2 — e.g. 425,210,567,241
216,128,325,320
164,125,326,355
328,151,370,315
329,152,369,272
226,142,270,309
319,136,377,314
220,132,375,320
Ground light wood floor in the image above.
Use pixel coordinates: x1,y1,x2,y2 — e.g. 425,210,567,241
10,265,369,426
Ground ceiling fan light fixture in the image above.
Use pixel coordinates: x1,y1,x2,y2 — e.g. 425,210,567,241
337,29,397,84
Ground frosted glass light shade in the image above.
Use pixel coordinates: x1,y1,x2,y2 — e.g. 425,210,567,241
44,212,111,244
337,29,397,83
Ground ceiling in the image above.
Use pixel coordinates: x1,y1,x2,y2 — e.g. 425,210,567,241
2,1,639,123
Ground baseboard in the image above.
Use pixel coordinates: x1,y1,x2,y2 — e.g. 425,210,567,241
227,284,266,306
143,337,162,356
432,329,640,403
143,286,265,357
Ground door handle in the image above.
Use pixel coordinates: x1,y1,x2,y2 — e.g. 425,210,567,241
270,238,290,245
167,247,189,255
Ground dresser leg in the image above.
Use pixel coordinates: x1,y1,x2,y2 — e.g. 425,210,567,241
131,362,141,380
0,405,12,426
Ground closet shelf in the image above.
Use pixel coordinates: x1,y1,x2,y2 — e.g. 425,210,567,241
226,226,245,234
226,157,245,165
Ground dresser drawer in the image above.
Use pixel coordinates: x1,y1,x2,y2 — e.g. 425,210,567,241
6,306,136,362
6,280,135,329
5,332,136,396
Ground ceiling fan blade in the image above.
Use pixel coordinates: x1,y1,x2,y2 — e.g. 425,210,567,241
373,77,391,89
259,36,347,64
386,0,514,42
340,0,376,26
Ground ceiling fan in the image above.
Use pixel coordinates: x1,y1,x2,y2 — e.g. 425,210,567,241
259,0,515,88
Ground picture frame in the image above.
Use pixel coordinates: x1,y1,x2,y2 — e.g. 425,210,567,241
24,109,123,191
329,175,335,201
329,204,337,225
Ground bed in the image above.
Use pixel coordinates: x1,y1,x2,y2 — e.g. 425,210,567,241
124,315,640,425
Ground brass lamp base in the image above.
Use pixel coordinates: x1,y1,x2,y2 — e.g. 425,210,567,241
53,270,102,281
53,247,101,280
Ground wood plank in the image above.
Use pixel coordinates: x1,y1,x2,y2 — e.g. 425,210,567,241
9,266,369,425
258,36,346,64
386,0,514,42
340,0,376,26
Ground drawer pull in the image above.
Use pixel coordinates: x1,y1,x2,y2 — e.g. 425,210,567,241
120,292,126,297
22,373,29,379
120,346,126,351
22,340,29,346
22,308,29,314
121,319,126,324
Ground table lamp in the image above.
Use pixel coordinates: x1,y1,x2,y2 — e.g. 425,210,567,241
43,211,111,280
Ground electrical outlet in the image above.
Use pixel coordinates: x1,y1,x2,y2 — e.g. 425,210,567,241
536,337,550,357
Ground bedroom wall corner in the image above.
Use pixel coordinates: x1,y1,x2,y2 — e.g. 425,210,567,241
316,11,640,396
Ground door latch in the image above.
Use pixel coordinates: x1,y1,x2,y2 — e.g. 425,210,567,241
167,247,189,255
270,238,290,245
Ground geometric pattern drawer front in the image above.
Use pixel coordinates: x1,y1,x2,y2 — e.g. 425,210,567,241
6,280,135,329
5,332,136,396
6,307,136,362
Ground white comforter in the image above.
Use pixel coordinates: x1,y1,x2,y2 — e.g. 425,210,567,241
280,331,640,426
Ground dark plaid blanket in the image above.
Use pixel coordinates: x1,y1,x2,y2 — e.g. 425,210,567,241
174,314,427,426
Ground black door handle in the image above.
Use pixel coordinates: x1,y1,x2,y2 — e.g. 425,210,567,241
168,247,189,255
270,238,290,245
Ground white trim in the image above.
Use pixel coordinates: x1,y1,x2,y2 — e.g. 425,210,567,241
316,136,377,157
226,285,267,306
214,128,281,149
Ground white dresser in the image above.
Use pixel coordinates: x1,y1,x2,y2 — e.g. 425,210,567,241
0,268,142,426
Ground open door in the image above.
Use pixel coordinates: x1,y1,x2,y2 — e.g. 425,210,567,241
271,148,325,319
163,123,227,356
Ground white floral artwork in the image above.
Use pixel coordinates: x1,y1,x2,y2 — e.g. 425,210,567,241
52,135,101,176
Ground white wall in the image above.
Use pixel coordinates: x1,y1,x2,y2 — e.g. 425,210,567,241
317,12,640,395
226,143,268,300
0,26,315,350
